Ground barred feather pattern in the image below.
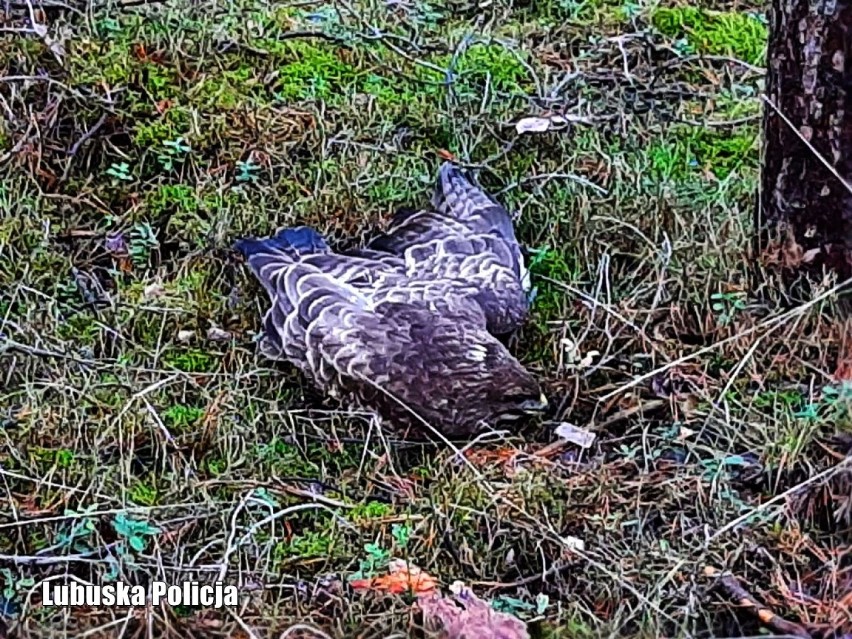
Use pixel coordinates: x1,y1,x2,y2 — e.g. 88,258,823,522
367,162,531,334
234,164,544,439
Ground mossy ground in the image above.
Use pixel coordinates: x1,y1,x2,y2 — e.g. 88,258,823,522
1,0,850,637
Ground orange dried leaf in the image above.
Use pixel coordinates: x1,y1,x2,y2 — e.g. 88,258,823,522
464,447,518,466
436,149,457,161
835,361,852,382
133,42,147,61
117,256,134,274
835,318,852,381
350,560,438,596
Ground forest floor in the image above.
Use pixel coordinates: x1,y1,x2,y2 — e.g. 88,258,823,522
1,0,852,637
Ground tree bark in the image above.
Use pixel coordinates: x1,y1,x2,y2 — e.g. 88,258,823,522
758,0,852,285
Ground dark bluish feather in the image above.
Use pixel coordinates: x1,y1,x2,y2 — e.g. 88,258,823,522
233,226,330,295
233,226,328,258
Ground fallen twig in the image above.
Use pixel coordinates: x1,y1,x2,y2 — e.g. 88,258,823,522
703,566,812,639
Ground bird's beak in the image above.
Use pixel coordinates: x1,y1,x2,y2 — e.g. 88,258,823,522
520,393,549,413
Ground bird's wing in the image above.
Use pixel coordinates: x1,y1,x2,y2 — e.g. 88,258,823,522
233,226,331,299
278,266,399,386
261,263,493,417
234,226,405,300
430,161,520,250
366,163,531,334
235,228,530,434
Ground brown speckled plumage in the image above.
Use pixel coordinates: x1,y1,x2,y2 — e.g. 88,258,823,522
234,162,546,439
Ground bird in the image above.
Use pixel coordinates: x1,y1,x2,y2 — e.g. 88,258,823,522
233,162,547,440
364,162,533,335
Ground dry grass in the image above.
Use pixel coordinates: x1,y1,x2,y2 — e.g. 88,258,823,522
1,0,851,637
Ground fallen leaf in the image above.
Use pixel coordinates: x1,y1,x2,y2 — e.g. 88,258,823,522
677,426,697,441
133,42,148,61
559,535,585,552
802,247,822,263
836,357,852,381
515,115,569,135
206,326,231,342
553,422,596,449
104,231,128,255
350,559,438,596
44,26,72,65
117,256,133,274
834,318,852,381
515,117,551,134
463,447,519,466
578,350,600,369
503,548,515,567
143,282,165,299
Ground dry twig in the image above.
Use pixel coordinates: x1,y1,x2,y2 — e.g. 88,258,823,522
704,566,812,639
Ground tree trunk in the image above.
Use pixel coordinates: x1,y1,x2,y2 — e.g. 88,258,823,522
758,0,852,285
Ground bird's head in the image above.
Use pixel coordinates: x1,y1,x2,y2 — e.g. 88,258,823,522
491,364,549,423
447,333,550,434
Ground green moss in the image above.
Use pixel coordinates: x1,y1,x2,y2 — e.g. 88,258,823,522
273,41,360,101
141,63,183,101
163,404,205,431
362,73,409,105
93,377,126,408
129,480,159,506
190,63,270,109
29,447,77,471
521,0,630,23
54,449,74,469
690,129,757,178
364,156,431,204
56,313,101,346
452,43,531,95
176,269,206,295
651,7,768,65
273,529,338,564
25,530,51,553
348,501,394,521
528,246,578,319
146,184,197,216
203,457,227,476
69,37,135,86
93,13,142,38
0,192,15,242
645,139,690,182
132,109,191,149
162,348,216,373
151,187,240,242
252,438,320,476
644,126,757,182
